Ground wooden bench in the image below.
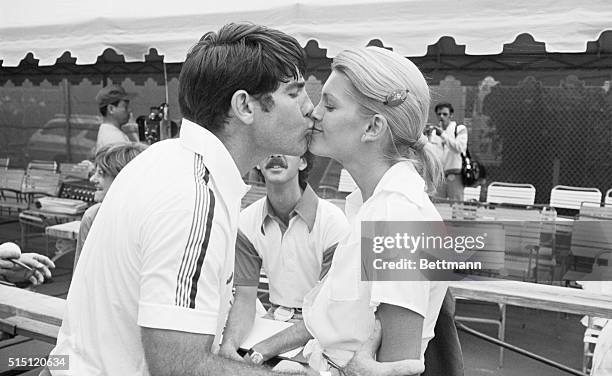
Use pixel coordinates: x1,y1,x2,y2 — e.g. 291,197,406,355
2,280,612,342
450,279,612,318
0,285,64,344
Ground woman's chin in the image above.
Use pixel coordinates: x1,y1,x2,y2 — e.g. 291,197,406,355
307,137,329,157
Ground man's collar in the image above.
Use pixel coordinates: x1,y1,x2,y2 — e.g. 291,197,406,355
345,162,425,218
261,184,319,232
179,118,250,202
293,184,318,231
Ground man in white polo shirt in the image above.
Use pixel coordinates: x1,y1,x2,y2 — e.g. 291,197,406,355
219,152,349,362
48,23,316,376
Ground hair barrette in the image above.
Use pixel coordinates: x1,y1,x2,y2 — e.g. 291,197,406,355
383,89,409,107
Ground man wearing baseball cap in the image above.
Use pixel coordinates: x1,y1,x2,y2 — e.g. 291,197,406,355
94,84,139,151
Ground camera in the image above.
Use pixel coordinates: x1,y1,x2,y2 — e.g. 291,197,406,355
424,124,442,136
137,103,178,145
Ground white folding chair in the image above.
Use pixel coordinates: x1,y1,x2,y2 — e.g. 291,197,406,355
463,186,481,202
550,185,602,210
487,182,536,206
605,188,612,207
338,169,357,194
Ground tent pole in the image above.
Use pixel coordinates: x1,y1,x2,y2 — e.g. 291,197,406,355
62,78,72,162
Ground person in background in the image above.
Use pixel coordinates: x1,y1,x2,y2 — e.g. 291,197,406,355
0,242,54,286
94,84,139,151
428,102,467,201
74,142,148,270
219,152,349,362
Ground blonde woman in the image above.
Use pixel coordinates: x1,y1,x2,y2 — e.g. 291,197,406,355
245,47,449,375
74,142,147,269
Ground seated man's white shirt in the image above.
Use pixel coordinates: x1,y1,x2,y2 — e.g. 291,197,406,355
235,185,349,308
302,161,448,367
96,122,130,151
50,119,249,375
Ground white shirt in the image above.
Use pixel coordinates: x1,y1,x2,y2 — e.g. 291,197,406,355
302,161,448,367
50,119,249,375
429,121,467,171
235,185,349,308
95,122,130,151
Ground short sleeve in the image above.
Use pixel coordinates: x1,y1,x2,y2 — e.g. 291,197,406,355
234,229,262,286
364,192,431,316
136,190,227,335
370,281,430,317
319,201,350,254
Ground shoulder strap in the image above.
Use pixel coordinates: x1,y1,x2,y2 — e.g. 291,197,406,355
453,123,470,158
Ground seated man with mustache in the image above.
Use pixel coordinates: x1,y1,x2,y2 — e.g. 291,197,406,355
219,152,349,364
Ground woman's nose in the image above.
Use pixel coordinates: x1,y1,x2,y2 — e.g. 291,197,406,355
310,105,323,121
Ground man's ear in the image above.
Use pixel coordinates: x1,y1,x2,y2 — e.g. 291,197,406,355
362,114,387,143
298,157,307,171
230,90,255,125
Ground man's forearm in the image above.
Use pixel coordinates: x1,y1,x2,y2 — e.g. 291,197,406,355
197,353,305,376
221,289,257,350
254,320,313,360
142,327,308,376
343,357,420,376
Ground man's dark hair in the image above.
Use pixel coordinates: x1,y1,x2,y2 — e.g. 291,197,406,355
178,23,307,133
434,102,454,114
99,101,120,117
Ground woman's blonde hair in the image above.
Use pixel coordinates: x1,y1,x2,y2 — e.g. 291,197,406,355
332,47,443,192
94,142,148,178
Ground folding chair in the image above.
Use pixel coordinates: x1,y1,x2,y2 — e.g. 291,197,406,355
241,184,267,209
0,158,9,170
59,162,91,181
463,186,481,202
605,188,612,207
0,169,27,219
27,160,57,173
338,169,357,196
486,182,536,206
550,185,602,211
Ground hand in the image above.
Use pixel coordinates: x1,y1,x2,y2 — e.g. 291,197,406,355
0,242,22,275
243,346,266,366
433,126,443,136
218,344,245,362
4,253,55,286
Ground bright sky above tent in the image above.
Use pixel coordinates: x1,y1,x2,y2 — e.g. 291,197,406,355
2,0,611,66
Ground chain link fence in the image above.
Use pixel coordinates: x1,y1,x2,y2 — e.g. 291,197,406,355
463,75,612,204
1,74,611,206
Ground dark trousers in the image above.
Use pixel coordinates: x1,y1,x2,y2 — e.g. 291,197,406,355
423,290,464,376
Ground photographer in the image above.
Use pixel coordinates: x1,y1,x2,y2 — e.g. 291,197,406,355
427,103,467,201
95,84,139,152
